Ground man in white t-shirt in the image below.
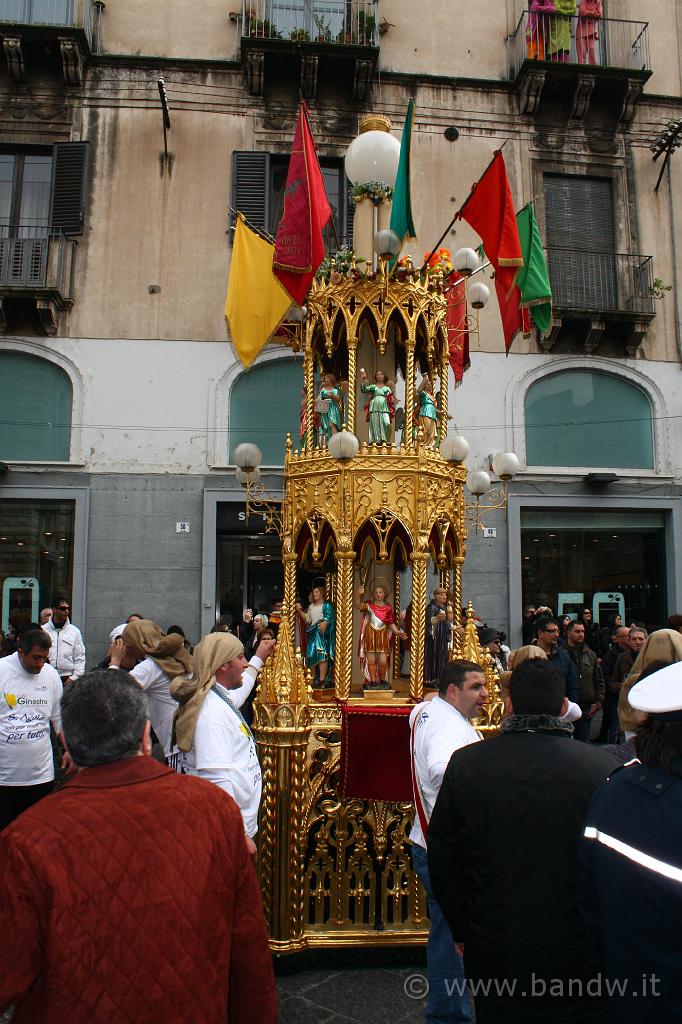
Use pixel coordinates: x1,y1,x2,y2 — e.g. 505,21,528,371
0,628,67,830
409,659,488,1024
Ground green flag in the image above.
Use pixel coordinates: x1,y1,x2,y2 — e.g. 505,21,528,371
515,203,552,336
390,99,416,250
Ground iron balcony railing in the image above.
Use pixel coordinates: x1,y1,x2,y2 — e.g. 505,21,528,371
510,10,649,78
0,0,99,48
242,0,378,45
546,247,655,317
0,221,74,295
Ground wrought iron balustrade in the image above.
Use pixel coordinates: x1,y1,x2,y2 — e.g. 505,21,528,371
241,0,378,45
546,247,654,316
0,0,98,48
0,221,74,296
509,10,649,77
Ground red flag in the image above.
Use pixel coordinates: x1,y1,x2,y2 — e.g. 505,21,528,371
446,280,470,385
457,151,523,286
495,276,531,353
273,103,332,305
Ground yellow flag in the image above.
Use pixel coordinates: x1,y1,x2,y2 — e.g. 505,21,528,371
225,215,292,368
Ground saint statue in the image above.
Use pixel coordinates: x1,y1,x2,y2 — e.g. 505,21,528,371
416,375,439,446
296,583,335,687
359,368,395,445
317,372,345,446
356,579,406,690
425,585,451,687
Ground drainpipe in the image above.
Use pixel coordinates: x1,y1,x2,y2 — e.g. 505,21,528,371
668,159,682,365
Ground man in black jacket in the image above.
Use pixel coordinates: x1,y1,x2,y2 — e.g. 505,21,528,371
565,620,605,743
428,660,620,1023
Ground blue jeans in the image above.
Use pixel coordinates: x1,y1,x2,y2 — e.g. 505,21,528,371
412,843,472,1024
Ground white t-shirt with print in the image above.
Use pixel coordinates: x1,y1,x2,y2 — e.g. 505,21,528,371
127,658,177,757
0,653,63,786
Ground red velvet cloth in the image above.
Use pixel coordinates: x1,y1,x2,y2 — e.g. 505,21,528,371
339,704,413,802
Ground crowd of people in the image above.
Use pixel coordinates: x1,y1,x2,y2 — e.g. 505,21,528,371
1,594,681,1022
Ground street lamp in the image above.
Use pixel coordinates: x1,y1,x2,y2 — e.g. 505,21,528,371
442,438,522,533
233,442,281,532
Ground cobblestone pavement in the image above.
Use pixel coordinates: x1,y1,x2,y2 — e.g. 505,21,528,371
276,950,430,1024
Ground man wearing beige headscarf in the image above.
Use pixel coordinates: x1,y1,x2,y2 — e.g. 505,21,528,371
171,631,275,853
109,619,194,757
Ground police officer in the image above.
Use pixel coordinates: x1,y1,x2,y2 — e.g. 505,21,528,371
578,660,682,1024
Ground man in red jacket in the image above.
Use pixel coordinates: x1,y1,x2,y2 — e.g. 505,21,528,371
0,669,277,1024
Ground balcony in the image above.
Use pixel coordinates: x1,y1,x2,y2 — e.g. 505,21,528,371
0,0,103,85
240,0,378,100
0,223,75,335
509,11,651,121
543,247,655,355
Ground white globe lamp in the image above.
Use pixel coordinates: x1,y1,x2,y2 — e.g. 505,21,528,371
328,430,360,461
440,435,470,464
232,442,262,473
467,469,491,496
467,282,490,309
345,114,401,188
454,247,480,277
492,452,521,480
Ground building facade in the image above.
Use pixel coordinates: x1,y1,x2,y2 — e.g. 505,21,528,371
0,0,681,659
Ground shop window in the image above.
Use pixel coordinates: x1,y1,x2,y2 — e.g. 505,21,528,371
231,151,353,250
229,359,302,465
0,352,72,461
525,370,654,469
0,499,75,633
521,510,665,632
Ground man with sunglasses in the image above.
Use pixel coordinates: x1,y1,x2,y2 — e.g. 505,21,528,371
534,615,578,703
42,597,86,686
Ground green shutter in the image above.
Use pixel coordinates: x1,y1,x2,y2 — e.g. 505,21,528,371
229,360,302,465
0,352,72,460
50,142,90,235
231,151,270,240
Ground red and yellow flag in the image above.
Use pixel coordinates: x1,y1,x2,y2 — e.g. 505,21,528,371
273,103,332,305
446,280,470,385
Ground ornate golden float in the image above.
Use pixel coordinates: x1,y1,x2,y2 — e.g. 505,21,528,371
250,116,505,953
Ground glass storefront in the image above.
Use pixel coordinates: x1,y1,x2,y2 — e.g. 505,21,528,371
521,510,666,632
216,503,284,625
0,499,75,633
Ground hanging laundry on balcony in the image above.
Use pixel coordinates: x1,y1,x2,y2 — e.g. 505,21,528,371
547,0,577,63
576,0,603,66
272,102,332,305
526,0,557,61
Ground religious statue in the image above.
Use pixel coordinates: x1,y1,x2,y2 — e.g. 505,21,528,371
359,368,395,445
356,579,406,690
415,375,439,446
296,582,335,687
425,585,451,687
316,372,345,446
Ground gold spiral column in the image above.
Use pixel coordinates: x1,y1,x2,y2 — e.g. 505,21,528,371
439,343,449,443
392,569,401,683
304,341,315,452
347,334,358,434
335,549,356,699
453,554,465,621
409,551,429,701
283,553,298,649
404,333,416,448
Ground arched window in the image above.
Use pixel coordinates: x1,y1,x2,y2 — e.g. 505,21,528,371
0,351,72,461
525,370,654,470
229,359,302,465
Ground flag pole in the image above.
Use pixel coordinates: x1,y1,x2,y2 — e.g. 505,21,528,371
420,140,509,274
228,206,275,244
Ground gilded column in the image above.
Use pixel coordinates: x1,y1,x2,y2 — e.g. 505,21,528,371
304,337,315,452
453,554,464,621
283,552,298,650
347,332,358,434
439,345,449,443
404,333,416,447
439,567,451,594
392,568,401,683
335,549,356,700
409,551,429,701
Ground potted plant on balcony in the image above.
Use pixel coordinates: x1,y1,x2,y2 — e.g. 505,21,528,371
358,11,376,45
249,18,281,38
290,27,311,42
313,14,332,43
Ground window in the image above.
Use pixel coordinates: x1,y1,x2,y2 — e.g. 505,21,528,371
0,498,75,633
0,0,73,26
231,151,353,250
229,359,303,465
0,352,72,461
544,175,616,310
525,370,654,470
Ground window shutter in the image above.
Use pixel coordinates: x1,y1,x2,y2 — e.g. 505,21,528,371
50,142,90,236
231,151,270,241
544,175,616,309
